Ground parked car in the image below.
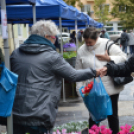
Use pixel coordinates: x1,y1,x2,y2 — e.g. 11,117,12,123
107,31,123,45
58,32,70,43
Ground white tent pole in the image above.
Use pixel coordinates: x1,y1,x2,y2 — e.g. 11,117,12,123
75,20,78,51
59,18,63,55
59,17,66,102
33,4,36,24
1,0,13,134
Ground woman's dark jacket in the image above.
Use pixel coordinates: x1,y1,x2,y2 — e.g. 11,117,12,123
121,32,129,46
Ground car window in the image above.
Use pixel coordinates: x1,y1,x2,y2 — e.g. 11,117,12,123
62,34,69,37
109,32,121,35
108,32,114,35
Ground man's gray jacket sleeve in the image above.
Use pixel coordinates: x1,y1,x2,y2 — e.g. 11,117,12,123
51,54,96,82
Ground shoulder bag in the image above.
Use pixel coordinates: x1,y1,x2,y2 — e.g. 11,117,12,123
106,40,133,86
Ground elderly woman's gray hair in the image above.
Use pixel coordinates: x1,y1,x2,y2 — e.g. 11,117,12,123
31,20,59,37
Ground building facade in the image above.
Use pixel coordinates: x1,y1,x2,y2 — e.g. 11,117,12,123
78,0,123,31
0,24,29,55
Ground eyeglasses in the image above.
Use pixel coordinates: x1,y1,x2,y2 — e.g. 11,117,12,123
50,36,56,40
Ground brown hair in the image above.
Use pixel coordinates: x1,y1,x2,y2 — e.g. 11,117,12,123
83,27,99,40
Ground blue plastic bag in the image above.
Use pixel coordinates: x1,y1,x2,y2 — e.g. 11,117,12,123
79,77,113,123
0,63,18,117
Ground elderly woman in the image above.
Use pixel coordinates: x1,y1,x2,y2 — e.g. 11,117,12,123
75,27,127,134
0,20,101,134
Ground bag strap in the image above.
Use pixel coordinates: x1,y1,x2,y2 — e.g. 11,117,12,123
105,40,113,50
105,40,114,55
105,40,111,49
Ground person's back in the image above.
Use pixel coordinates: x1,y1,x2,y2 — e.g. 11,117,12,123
70,31,76,43
77,31,82,42
121,30,129,46
100,30,109,39
128,31,134,45
128,31,134,54
11,35,62,130
121,29,129,54
104,32,110,39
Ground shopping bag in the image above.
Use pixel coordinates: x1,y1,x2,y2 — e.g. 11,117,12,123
0,63,18,117
79,77,113,123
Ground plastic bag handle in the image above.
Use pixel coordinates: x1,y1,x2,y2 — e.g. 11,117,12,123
99,76,103,82
94,76,102,83
79,86,85,97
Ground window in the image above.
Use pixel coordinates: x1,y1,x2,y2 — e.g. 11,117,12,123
18,24,22,36
62,34,69,37
118,27,123,31
108,32,114,35
106,27,113,31
102,4,110,12
116,32,121,34
119,6,126,12
118,22,122,26
81,5,91,13
105,4,110,12
107,23,113,26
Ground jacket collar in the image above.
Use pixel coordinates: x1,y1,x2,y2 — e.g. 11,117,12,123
19,34,56,53
24,34,56,50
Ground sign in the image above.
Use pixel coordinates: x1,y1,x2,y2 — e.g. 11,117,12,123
1,9,8,39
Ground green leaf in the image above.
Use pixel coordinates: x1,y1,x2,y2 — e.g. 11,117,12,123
112,0,134,29
53,121,89,133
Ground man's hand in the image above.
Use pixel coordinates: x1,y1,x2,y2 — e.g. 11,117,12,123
96,51,110,62
100,67,107,77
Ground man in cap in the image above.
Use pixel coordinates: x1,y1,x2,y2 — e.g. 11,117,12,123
100,29,110,39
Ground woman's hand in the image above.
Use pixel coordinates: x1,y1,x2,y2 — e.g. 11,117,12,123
96,69,101,77
96,51,110,62
100,67,107,77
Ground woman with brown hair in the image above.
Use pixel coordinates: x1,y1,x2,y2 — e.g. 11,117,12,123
76,27,127,134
